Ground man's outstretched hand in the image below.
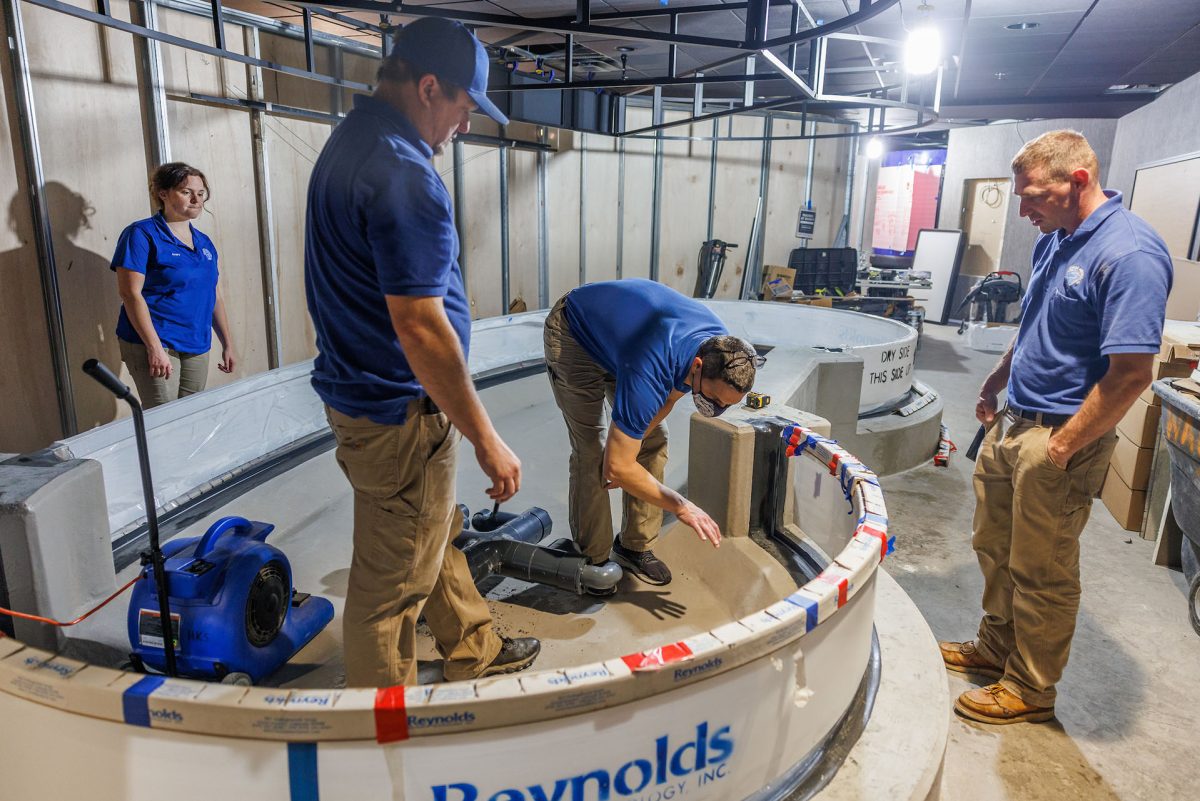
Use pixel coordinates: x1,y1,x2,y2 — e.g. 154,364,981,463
677,500,722,548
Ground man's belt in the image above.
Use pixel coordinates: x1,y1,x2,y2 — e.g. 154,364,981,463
419,395,440,415
1005,405,1072,427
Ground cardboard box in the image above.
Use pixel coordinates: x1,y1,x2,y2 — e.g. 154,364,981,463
1158,323,1200,363
1110,431,1155,490
792,296,833,307
1142,359,1190,402
1100,463,1147,532
1118,395,1161,446
1166,259,1200,322
762,265,796,300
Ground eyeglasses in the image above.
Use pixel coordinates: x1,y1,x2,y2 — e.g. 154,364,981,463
725,352,767,370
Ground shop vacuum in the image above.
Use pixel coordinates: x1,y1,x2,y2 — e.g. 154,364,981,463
84,360,333,685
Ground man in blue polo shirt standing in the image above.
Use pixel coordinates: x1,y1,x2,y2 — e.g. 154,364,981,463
941,130,1172,724
543,279,761,587
305,18,539,688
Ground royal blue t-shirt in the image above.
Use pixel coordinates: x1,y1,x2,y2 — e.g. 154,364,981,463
110,213,218,354
305,94,471,424
563,278,727,439
1008,191,1173,415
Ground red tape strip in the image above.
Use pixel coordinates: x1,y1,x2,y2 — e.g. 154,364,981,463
857,524,888,562
817,571,849,608
374,686,409,743
620,641,694,672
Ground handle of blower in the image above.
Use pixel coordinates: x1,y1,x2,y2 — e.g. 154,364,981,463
83,358,134,402
82,359,176,677
195,516,255,558
965,425,987,461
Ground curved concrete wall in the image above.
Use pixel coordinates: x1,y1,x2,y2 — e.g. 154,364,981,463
0,424,892,800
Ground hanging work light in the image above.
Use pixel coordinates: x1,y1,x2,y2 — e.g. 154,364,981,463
905,25,941,74
866,137,884,159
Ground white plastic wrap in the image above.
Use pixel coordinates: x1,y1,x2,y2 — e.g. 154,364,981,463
467,311,549,377
58,362,327,538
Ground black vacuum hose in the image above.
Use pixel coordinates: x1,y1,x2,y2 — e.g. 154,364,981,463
454,508,622,595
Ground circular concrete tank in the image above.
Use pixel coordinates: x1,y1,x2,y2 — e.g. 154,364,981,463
0,303,944,800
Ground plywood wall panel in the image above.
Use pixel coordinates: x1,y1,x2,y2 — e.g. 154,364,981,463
546,140,581,305
265,116,327,365
459,144,503,319
710,115,764,298
657,112,714,296
581,133,620,284
23,1,149,431
810,123,849,245
258,33,334,112
762,117,807,269
621,106,654,281
506,148,540,310
0,9,62,451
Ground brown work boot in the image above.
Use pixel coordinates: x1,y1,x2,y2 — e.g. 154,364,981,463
954,683,1055,724
939,640,1003,680
476,636,540,678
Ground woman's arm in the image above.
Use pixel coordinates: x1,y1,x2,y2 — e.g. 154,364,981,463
116,268,172,379
211,282,237,373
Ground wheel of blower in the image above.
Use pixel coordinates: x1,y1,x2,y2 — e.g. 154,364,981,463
245,560,289,647
221,672,252,686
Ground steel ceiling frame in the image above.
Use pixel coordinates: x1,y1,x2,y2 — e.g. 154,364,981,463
311,0,940,139
20,0,942,142
303,0,902,52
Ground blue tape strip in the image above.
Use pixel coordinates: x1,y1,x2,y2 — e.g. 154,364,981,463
122,675,165,727
785,593,819,632
288,742,320,801
887,536,896,554
781,426,817,459
857,512,889,529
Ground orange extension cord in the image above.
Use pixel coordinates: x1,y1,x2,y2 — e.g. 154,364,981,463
0,574,142,627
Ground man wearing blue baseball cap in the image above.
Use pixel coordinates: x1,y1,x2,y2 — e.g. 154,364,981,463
305,17,537,688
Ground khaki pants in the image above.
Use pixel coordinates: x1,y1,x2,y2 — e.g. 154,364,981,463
120,339,209,408
971,414,1117,706
327,404,501,687
543,297,668,564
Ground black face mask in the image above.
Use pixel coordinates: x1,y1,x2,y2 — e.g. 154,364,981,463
691,372,729,418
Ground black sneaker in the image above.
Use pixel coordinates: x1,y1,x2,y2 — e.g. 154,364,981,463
611,538,672,585
478,636,541,678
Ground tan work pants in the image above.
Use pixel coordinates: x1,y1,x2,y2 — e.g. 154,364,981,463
327,404,501,687
119,339,209,409
971,414,1117,706
543,296,668,564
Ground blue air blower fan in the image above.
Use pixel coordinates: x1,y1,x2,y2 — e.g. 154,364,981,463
83,359,333,685
126,516,333,684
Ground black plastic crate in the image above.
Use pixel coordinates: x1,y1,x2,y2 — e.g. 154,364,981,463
788,247,857,296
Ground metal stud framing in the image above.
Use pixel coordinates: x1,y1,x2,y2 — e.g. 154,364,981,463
4,0,77,437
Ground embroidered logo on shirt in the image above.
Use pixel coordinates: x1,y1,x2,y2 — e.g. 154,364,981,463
202,248,213,261
1065,265,1085,286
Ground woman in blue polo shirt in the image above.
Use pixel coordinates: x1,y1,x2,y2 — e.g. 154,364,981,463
111,162,236,408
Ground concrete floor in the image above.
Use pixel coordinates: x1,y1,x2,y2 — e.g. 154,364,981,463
884,322,1199,801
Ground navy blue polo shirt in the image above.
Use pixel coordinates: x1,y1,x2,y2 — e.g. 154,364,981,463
110,213,219,354
305,94,471,424
564,278,727,438
1008,191,1173,415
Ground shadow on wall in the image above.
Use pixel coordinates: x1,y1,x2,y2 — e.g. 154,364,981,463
7,183,126,432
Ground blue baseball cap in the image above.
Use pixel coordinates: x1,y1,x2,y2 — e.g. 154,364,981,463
388,18,508,125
